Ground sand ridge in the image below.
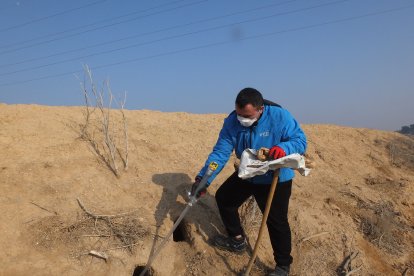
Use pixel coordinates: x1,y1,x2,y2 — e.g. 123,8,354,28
0,103,413,275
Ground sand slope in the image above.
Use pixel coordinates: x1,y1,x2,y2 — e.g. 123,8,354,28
0,103,413,276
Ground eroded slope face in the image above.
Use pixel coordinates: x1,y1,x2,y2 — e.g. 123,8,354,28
0,104,412,275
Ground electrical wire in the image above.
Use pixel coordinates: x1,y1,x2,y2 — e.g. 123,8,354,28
0,0,349,76
0,0,107,33
0,0,188,49
0,0,207,55
0,0,298,68
0,3,412,87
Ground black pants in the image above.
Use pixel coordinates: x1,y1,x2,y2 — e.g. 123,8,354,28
215,172,293,266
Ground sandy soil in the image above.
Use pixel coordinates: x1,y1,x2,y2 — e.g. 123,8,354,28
0,103,413,276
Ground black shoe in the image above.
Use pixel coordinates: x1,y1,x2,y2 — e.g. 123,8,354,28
213,234,247,254
268,265,290,276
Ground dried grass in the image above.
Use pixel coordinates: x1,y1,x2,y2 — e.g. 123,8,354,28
358,201,405,255
29,203,149,258
388,136,414,169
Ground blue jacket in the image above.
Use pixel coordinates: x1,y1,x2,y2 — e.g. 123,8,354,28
198,104,307,185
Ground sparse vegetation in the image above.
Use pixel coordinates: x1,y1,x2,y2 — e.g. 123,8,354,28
388,135,414,169
2,105,413,275
30,200,149,258
358,200,404,255
77,65,129,177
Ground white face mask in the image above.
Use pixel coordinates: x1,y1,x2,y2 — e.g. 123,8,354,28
237,115,257,127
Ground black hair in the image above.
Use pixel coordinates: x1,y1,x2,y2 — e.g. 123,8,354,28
235,87,264,108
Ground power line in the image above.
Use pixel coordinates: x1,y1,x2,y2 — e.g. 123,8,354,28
0,0,299,68
0,0,107,33
0,0,349,76
90,4,414,70
0,0,188,49
1,3,412,88
0,0,206,54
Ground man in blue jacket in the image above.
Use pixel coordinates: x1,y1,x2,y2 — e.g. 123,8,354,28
191,88,307,276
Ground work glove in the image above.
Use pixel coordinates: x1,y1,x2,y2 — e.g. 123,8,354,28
257,147,270,161
190,176,206,198
269,146,286,160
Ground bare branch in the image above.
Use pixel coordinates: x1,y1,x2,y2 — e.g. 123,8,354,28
78,65,128,176
119,91,128,170
339,251,361,276
76,198,138,219
300,231,330,243
345,265,362,276
402,268,410,276
105,241,141,251
88,250,108,261
30,201,58,215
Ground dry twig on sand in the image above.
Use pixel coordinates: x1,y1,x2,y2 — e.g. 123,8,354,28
338,251,362,276
299,231,329,244
75,198,147,256
88,250,108,261
105,241,141,251
30,201,58,215
402,268,410,276
76,198,137,219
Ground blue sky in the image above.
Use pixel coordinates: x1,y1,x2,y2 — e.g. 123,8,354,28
0,0,413,131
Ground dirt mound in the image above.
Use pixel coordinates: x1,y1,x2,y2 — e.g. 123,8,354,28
0,104,413,275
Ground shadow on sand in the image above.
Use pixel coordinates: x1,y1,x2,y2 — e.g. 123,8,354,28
146,172,270,274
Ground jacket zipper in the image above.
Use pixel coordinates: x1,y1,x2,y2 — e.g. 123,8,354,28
249,126,254,148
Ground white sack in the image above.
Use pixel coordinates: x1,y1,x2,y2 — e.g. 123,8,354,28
238,149,311,179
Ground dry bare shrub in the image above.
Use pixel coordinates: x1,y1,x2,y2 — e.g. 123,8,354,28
357,201,405,255
77,65,129,176
388,136,414,169
339,190,411,258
